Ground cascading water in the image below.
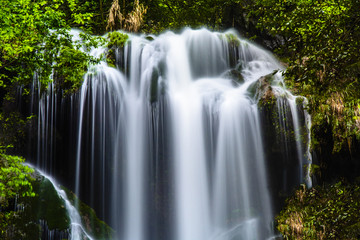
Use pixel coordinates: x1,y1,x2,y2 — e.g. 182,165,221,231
25,164,93,240
28,28,312,240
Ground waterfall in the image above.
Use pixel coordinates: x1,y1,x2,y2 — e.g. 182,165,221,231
26,164,93,240
27,28,312,240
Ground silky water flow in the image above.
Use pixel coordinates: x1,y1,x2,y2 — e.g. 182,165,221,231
30,28,312,240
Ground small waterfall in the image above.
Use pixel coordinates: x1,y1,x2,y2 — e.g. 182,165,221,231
270,72,313,188
26,164,93,240
26,28,313,240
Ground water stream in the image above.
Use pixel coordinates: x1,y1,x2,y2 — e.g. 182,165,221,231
26,164,93,240
29,28,312,240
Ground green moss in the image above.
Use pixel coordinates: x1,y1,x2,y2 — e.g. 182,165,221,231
106,49,116,68
246,73,277,106
1,170,114,239
307,164,320,178
145,35,154,41
105,32,129,69
295,96,305,106
63,188,114,239
30,178,70,230
0,173,70,239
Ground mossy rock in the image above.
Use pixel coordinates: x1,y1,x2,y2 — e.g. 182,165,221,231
106,31,129,70
222,69,245,86
247,72,277,106
5,172,70,240
106,49,116,68
30,176,70,230
295,96,305,106
9,170,113,239
63,188,114,239
145,35,154,41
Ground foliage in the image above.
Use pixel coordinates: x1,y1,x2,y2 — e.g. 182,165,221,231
107,31,129,48
0,175,70,240
53,45,91,94
142,0,224,32
0,153,35,205
0,151,36,238
0,0,102,98
1,166,112,239
277,181,360,239
251,0,360,151
0,111,33,153
105,31,129,68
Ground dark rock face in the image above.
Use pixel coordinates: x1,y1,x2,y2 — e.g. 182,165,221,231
313,135,360,183
258,95,303,212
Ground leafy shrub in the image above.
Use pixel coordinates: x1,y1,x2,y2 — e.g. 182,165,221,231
277,182,360,239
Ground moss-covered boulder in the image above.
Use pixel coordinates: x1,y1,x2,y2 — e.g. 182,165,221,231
4,170,114,240
2,172,70,240
29,176,70,230
63,188,114,239
247,72,277,106
145,35,154,41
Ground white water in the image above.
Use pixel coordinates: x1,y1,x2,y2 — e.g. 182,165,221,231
271,73,313,188
31,28,313,240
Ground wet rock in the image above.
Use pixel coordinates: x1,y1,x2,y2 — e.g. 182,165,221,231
150,68,159,103
222,69,245,86
247,72,276,104
145,35,154,41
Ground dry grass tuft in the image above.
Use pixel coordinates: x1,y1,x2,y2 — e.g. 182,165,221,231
107,0,147,32
327,92,344,115
125,0,147,32
107,0,124,31
288,211,304,238
296,184,306,203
